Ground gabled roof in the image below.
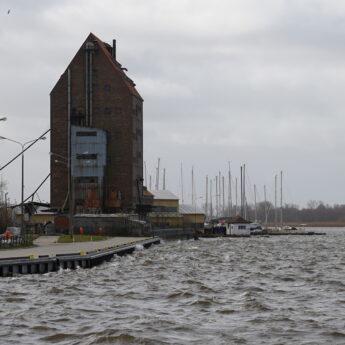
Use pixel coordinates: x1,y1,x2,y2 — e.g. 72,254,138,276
179,204,204,215
89,33,142,100
150,190,179,200
226,216,251,224
52,32,143,100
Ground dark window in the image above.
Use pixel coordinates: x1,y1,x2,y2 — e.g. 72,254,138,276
104,84,111,92
76,176,98,183
76,153,97,160
76,131,97,137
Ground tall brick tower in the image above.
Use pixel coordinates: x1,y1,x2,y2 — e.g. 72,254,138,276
50,33,143,214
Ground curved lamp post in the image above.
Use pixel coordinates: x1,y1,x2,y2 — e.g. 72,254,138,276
0,135,46,237
49,152,74,239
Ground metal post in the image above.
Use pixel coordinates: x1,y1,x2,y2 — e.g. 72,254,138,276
0,136,46,240
68,68,73,238
21,143,24,239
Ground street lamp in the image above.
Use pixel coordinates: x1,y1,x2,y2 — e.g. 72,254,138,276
49,152,74,238
0,135,46,237
0,117,7,122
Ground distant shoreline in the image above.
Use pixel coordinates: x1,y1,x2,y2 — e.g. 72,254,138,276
266,222,345,227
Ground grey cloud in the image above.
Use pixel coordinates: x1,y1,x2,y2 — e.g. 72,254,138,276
1,0,345,207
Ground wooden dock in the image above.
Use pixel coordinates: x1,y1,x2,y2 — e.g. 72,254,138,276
0,237,160,277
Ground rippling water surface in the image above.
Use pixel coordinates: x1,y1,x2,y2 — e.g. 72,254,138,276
1,228,345,345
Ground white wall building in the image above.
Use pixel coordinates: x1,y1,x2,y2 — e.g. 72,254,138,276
225,216,251,236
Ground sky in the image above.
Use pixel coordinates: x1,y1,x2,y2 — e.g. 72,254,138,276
1,0,345,209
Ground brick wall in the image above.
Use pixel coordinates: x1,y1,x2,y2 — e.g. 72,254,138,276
50,33,143,212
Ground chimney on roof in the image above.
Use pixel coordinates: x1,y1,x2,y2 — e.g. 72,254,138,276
112,39,116,60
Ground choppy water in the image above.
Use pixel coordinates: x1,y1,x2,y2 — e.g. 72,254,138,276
1,228,345,345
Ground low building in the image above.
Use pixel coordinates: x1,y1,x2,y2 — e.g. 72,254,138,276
13,202,55,233
148,190,182,228
150,190,179,211
225,216,251,236
179,204,205,230
147,211,183,229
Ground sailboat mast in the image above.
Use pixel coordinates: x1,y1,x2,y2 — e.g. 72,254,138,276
264,184,268,226
228,162,232,217
155,158,160,190
235,177,238,216
240,166,243,217
205,175,208,218
215,175,218,216
280,170,283,229
254,184,257,222
210,178,213,218
181,162,184,204
275,174,278,229
191,166,194,205
222,175,225,217
243,164,246,219
219,171,221,216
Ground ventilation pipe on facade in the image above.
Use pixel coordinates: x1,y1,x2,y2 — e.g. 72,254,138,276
112,39,116,60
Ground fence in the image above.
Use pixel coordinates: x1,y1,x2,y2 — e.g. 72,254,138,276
0,229,34,249
0,232,34,249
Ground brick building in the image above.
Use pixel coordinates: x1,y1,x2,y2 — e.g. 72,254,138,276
50,33,143,213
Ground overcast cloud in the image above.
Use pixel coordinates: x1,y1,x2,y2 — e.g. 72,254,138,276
1,0,345,208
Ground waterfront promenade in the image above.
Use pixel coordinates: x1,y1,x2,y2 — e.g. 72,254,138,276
0,236,151,259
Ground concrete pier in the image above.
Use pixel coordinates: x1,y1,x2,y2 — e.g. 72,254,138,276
0,236,160,277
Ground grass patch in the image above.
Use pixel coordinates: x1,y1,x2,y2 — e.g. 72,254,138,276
57,235,108,243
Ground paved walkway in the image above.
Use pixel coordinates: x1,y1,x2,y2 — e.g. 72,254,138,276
33,236,60,246
0,236,151,259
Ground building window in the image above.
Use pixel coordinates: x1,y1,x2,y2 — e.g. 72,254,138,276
76,176,98,183
76,131,97,137
104,84,111,93
76,153,97,160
